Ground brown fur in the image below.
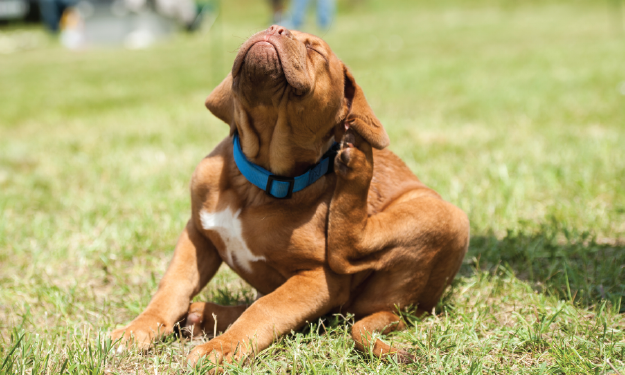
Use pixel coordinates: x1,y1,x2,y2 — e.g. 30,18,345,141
110,25,470,368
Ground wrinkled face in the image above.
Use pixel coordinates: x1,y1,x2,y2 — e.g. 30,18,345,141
233,26,343,107
206,26,389,176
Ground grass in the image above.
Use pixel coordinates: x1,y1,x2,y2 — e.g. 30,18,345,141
1,0,624,373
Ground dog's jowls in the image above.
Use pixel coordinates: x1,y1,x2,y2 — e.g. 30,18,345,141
110,25,470,367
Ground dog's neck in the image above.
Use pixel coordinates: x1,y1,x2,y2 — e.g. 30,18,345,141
236,115,334,178
239,134,334,178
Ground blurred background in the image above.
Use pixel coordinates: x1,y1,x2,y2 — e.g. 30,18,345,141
0,0,624,372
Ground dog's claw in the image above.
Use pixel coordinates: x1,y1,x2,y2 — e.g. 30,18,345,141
342,131,356,148
184,312,204,337
394,349,416,364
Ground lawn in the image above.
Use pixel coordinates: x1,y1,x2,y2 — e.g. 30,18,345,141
0,0,624,373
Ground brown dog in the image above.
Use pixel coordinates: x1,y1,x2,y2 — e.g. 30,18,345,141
111,25,470,367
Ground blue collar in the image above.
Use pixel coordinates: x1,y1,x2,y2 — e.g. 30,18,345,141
232,133,339,199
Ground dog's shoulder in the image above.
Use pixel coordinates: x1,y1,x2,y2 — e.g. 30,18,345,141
188,137,242,223
190,137,233,195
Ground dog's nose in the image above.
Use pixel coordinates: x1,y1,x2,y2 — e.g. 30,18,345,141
267,25,292,37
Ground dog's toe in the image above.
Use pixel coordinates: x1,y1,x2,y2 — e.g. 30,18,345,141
394,349,416,364
339,148,352,165
184,312,204,337
342,131,356,148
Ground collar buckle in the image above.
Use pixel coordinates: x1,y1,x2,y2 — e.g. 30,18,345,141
266,175,295,199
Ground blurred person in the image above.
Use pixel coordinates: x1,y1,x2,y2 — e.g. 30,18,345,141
59,6,84,48
38,0,77,32
269,0,285,24
124,0,202,31
289,0,334,30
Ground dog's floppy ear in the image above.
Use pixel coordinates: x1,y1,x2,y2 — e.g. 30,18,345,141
205,73,235,134
342,65,390,149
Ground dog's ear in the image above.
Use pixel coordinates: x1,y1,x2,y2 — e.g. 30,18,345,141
205,73,235,134
341,65,390,149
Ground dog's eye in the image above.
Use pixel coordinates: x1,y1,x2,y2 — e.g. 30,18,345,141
292,88,305,97
306,44,327,62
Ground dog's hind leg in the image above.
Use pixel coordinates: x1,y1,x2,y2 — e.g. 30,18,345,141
328,129,469,278
184,302,248,338
351,311,414,363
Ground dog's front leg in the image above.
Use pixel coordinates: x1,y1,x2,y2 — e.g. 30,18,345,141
187,267,348,368
111,219,222,350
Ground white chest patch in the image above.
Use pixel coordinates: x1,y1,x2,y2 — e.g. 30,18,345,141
199,207,265,273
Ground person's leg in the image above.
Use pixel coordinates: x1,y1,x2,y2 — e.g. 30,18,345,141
271,0,285,24
38,0,61,32
290,0,310,29
155,0,196,26
316,0,334,29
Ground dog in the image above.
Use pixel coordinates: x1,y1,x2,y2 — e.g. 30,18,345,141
111,25,470,367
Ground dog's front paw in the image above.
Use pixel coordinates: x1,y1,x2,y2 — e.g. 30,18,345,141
187,336,248,371
335,129,373,184
110,314,172,352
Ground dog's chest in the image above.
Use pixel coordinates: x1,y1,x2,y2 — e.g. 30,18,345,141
199,207,265,273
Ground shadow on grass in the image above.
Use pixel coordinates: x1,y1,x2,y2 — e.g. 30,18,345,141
462,222,625,313
192,221,624,316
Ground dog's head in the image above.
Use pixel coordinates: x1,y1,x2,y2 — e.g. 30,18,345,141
205,25,389,176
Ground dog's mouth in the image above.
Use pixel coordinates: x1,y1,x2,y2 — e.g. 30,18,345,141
232,30,312,95
238,41,285,84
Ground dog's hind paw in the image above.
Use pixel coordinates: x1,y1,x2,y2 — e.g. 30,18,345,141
393,348,416,364
335,129,373,184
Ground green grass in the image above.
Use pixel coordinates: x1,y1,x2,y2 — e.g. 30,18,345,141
1,0,624,373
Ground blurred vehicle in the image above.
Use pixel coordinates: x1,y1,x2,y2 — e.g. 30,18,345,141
0,0,41,24
59,0,178,48
58,0,209,48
